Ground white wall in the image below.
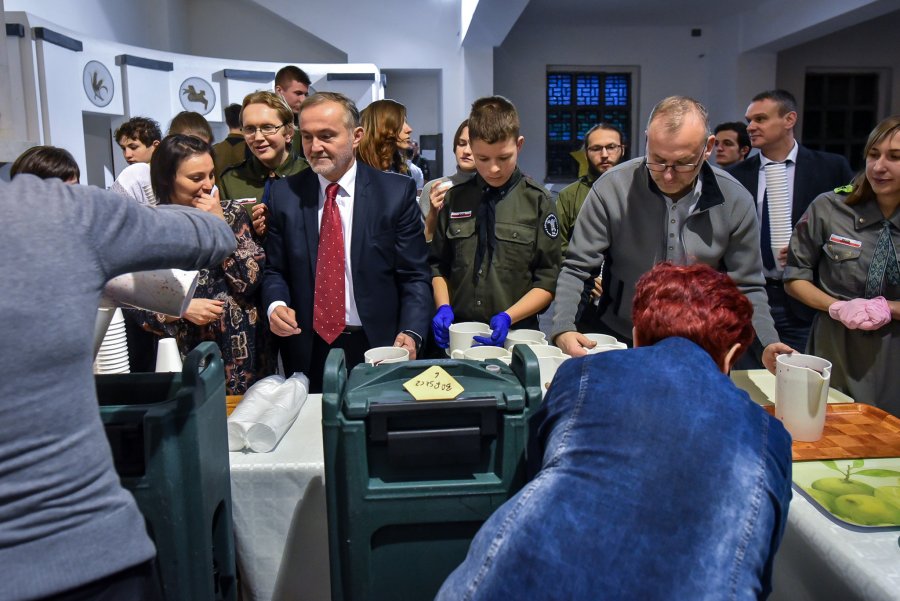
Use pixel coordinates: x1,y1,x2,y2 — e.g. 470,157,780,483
256,0,490,176
383,69,441,141
5,0,189,52
777,8,900,135
495,22,710,182
186,0,346,63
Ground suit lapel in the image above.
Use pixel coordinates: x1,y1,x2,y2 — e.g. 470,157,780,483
301,170,320,278
792,145,814,223
350,162,369,279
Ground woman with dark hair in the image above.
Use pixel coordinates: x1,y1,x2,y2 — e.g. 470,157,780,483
357,99,412,174
10,145,80,183
144,134,270,394
437,262,791,601
420,119,477,241
785,115,900,415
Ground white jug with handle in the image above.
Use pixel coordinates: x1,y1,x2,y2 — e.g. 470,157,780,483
775,353,832,442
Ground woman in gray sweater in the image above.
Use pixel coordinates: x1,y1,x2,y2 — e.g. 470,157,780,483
0,174,235,600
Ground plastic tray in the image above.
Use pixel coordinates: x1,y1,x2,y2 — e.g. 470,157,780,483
765,403,900,461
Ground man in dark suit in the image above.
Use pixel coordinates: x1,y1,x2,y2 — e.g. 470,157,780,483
262,91,431,392
729,89,854,355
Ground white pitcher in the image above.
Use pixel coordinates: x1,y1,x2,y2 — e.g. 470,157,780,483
775,353,832,442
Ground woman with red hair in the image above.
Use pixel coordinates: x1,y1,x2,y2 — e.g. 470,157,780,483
438,262,792,601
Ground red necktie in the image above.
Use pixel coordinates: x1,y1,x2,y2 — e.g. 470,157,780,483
313,183,346,344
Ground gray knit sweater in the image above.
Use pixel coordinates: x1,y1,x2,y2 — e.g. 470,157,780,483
0,175,236,600
552,158,779,347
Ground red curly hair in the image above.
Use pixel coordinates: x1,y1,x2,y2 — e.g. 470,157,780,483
632,263,755,369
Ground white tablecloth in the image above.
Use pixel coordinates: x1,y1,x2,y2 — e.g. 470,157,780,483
229,394,330,601
229,375,899,601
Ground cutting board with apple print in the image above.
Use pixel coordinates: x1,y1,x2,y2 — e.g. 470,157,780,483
793,458,900,529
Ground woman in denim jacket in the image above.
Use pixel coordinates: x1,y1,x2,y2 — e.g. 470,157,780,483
438,263,792,601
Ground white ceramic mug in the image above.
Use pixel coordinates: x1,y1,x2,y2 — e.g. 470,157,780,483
451,346,511,362
775,353,832,442
448,322,491,354
583,333,628,354
364,346,410,365
504,329,548,350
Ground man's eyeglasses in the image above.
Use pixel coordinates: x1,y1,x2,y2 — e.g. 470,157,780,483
587,144,623,154
242,123,288,137
645,146,706,173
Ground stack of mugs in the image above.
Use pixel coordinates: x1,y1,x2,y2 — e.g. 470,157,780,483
93,308,130,374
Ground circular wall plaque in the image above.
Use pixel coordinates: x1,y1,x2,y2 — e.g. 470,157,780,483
83,60,114,107
179,77,216,115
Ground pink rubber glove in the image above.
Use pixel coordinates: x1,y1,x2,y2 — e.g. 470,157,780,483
828,297,891,330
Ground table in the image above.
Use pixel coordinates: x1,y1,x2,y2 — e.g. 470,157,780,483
229,374,899,601
731,370,900,601
730,369,855,406
229,394,330,601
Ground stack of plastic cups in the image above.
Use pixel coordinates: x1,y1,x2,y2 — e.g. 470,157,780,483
93,308,130,374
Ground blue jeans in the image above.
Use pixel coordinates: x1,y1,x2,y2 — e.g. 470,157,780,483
436,337,792,601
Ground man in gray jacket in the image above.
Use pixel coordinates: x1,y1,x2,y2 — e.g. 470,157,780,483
553,96,794,371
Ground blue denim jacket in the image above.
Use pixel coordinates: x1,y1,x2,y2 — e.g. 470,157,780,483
437,337,792,601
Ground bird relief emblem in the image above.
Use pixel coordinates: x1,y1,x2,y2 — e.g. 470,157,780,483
181,84,208,110
90,70,109,102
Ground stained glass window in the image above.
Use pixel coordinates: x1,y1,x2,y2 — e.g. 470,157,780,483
576,75,600,106
548,111,573,141
604,75,629,106
548,74,571,106
546,71,633,180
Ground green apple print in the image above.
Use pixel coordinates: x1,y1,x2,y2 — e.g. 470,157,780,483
806,460,900,526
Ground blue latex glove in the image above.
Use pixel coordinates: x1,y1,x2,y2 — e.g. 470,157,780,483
432,304,455,348
473,312,512,347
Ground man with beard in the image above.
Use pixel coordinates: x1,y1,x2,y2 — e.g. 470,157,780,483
557,123,626,254
262,92,431,392
555,123,625,332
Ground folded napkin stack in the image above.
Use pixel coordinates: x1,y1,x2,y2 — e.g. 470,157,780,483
228,372,309,452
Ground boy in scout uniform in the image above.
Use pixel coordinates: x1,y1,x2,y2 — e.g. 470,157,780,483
219,91,308,237
429,95,561,348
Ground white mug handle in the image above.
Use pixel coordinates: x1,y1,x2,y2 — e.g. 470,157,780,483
451,349,466,360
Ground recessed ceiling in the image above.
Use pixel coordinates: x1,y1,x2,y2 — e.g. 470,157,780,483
519,0,749,27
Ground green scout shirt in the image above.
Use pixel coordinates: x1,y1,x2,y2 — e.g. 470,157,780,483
218,153,308,203
212,134,249,181
556,174,596,256
429,170,561,325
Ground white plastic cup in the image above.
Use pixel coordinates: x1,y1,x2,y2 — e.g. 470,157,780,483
364,346,410,365
155,338,183,373
448,322,490,354
775,353,832,442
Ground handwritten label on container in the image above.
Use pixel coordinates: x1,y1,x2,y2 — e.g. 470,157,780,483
403,366,464,401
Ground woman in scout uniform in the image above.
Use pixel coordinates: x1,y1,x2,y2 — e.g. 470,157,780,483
785,115,900,415
219,91,308,237
429,96,561,349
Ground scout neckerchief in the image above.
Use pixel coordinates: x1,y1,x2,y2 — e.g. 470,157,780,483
473,168,523,285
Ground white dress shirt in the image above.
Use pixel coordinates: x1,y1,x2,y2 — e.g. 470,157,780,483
267,161,362,327
755,141,798,278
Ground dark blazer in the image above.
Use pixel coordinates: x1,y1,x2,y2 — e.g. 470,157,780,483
727,144,855,225
262,161,432,376
728,144,854,323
